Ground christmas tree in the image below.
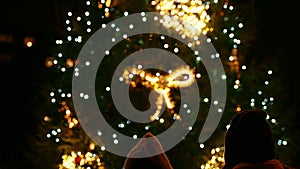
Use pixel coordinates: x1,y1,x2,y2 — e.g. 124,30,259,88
27,0,298,168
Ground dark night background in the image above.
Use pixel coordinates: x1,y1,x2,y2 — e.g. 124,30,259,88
0,0,299,168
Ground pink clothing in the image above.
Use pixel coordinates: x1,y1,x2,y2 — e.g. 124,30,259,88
233,159,294,169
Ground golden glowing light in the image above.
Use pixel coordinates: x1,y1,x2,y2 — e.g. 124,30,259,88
24,36,35,47
98,0,111,17
58,101,78,129
201,146,225,169
26,41,33,47
123,66,195,121
98,1,103,9
44,116,50,122
105,0,111,7
151,0,212,38
89,143,96,150
59,150,104,169
66,58,74,68
236,105,241,112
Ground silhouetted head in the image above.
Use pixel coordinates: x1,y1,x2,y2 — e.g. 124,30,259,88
223,109,276,169
124,132,173,169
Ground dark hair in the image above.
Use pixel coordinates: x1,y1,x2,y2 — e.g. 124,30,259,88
223,109,276,169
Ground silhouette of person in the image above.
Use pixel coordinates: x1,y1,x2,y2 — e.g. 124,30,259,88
223,109,295,169
123,132,174,169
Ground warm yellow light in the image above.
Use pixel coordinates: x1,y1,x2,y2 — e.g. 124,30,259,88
123,66,195,121
236,105,241,112
45,57,55,68
72,118,78,125
65,109,71,115
26,41,33,47
59,151,102,169
24,36,35,47
69,122,75,128
89,143,95,150
66,58,74,68
44,116,50,121
201,146,225,169
98,2,103,9
105,0,111,7
105,12,110,17
152,0,211,38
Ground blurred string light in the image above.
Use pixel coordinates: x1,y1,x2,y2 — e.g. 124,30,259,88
45,1,115,168
200,146,225,169
247,68,289,147
152,0,244,86
45,0,289,168
122,65,196,121
24,36,35,47
151,0,212,38
59,149,105,169
45,0,113,68
203,68,288,168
